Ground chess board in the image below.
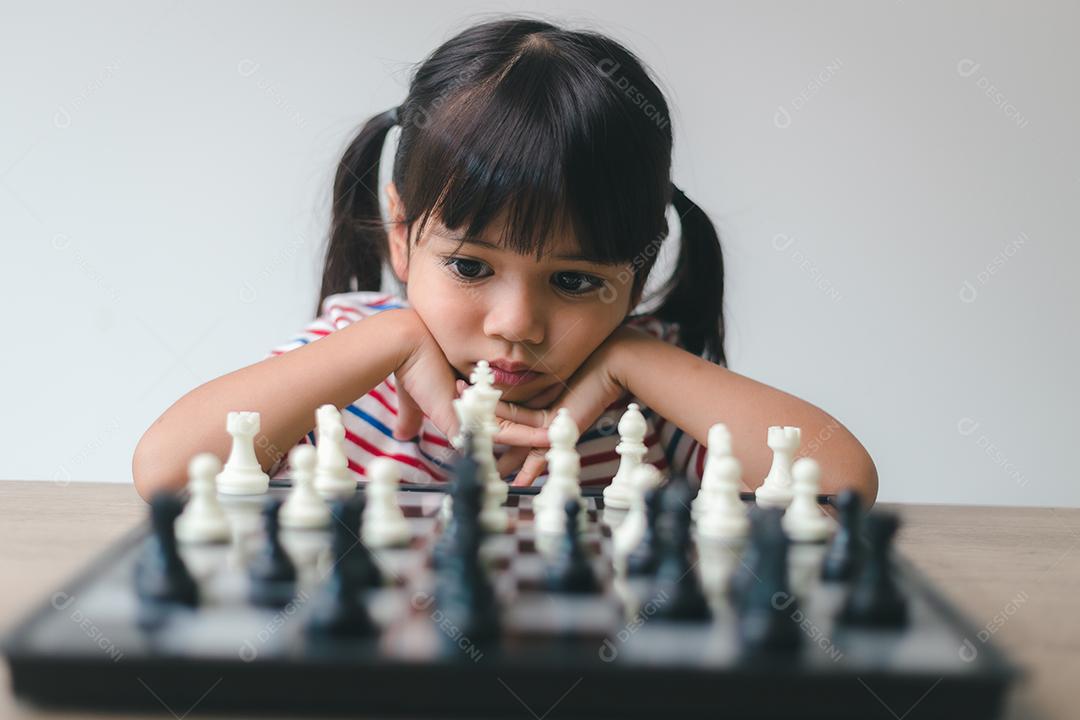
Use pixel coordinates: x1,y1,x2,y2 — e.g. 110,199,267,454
2,484,1017,719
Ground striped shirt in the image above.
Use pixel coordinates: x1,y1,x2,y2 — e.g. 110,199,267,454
265,291,708,487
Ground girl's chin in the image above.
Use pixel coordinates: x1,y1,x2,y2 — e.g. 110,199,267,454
517,382,563,409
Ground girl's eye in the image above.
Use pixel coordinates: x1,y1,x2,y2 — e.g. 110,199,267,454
443,257,490,280
553,271,605,295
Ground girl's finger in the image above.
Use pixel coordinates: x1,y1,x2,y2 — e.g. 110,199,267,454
492,400,549,428
493,419,551,448
511,451,548,486
393,383,423,440
496,446,530,477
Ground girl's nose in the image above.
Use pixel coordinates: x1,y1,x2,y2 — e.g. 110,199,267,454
483,294,545,346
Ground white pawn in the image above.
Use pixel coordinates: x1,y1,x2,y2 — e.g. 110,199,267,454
755,426,802,508
279,445,330,529
612,463,662,569
603,403,648,510
533,408,578,515
216,411,270,495
363,457,410,547
782,457,831,542
533,408,581,515
691,423,734,520
536,450,586,535
314,410,355,498
696,456,749,542
176,453,230,544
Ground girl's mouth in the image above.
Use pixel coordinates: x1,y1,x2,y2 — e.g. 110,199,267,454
489,366,542,387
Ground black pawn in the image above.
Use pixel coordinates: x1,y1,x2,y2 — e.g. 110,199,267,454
822,490,862,582
840,511,908,628
728,505,767,609
248,498,297,607
737,508,801,653
653,479,710,621
433,443,483,570
547,501,599,593
135,492,198,607
433,448,499,644
332,495,382,590
626,487,662,576
306,496,378,637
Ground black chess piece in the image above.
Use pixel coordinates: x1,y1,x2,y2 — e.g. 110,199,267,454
433,523,500,645
332,495,382,590
547,500,599,593
727,505,768,608
432,440,484,570
626,487,662,575
306,496,379,638
134,492,198,608
840,511,908,628
433,441,499,645
736,508,801,653
822,490,862,582
248,498,298,607
653,478,710,621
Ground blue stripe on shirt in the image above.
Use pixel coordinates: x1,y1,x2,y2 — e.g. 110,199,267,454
343,404,394,439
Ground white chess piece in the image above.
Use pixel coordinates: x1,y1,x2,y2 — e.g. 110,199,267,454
533,408,581,514
279,445,330,529
754,426,802,508
696,456,749,542
176,453,230,544
452,361,509,532
603,403,648,510
782,457,831,542
535,449,587,535
313,407,355,498
362,457,410,547
612,463,662,569
691,423,734,520
216,411,270,495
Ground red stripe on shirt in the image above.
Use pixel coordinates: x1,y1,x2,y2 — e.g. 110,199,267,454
422,431,451,448
344,427,446,482
368,388,397,416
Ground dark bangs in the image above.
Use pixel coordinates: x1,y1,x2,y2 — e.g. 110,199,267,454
393,28,674,270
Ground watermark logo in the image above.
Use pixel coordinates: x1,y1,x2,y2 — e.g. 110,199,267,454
956,59,1029,129
957,417,1027,488
774,58,844,129
50,592,123,661
958,232,1029,304
599,589,669,661
771,233,843,302
770,591,843,661
959,591,1029,662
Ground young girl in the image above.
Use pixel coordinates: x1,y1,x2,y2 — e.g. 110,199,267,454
133,17,877,502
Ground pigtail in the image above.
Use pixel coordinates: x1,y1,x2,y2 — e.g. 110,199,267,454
654,185,727,366
315,107,399,316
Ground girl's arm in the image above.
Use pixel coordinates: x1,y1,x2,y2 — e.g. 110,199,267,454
612,327,879,503
131,308,422,501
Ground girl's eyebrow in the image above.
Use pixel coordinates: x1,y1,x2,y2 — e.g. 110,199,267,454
441,234,612,265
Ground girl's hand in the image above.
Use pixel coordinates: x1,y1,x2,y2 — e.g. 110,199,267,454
391,310,461,445
478,326,636,486
392,310,550,457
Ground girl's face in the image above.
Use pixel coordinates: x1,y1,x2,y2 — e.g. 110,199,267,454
386,182,637,408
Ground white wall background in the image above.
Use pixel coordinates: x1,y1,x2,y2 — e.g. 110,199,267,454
2,0,1075,506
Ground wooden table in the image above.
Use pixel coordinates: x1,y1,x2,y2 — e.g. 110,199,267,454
0,481,1075,719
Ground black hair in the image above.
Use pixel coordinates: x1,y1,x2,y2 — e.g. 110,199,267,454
318,17,726,364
